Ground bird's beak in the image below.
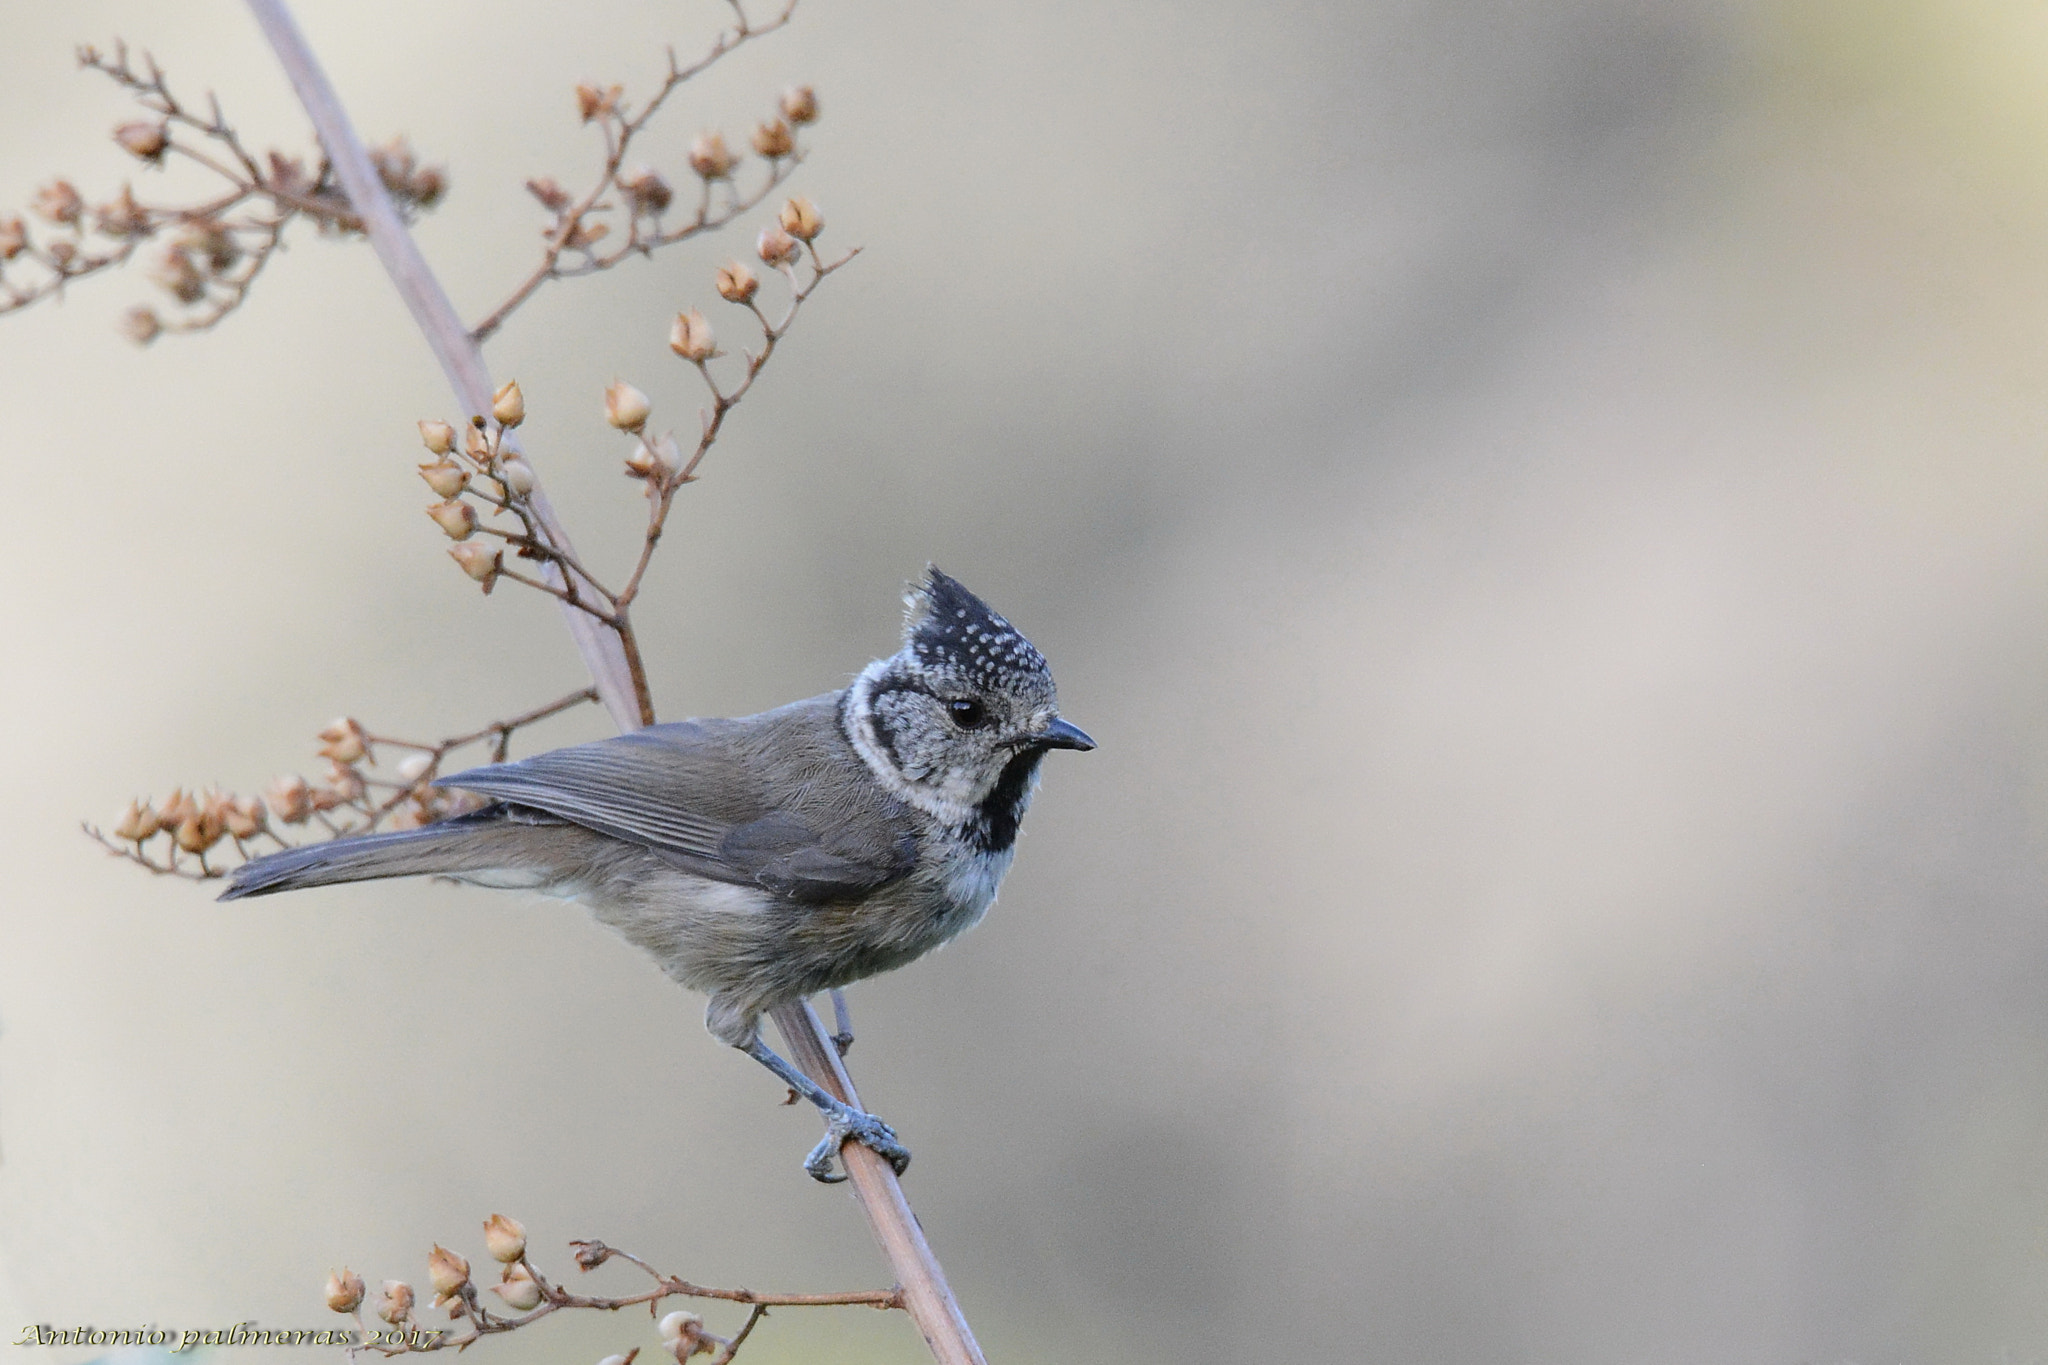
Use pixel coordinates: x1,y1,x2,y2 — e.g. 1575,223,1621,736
1037,717,1097,752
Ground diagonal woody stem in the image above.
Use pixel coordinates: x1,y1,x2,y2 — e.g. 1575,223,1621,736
242,5,987,1363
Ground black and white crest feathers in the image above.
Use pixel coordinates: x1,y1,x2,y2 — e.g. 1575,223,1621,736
902,567,1053,699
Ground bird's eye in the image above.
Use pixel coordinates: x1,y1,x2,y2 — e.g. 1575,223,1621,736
947,698,989,730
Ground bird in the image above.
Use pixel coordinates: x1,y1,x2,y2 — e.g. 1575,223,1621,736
220,567,1094,1182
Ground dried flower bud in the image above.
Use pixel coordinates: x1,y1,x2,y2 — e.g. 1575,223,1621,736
482,1214,527,1263
526,177,571,212
419,419,456,455
404,163,446,209
177,220,237,272
463,421,492,462
121,306,161,346
604,380,651,431
224,796,267,840
427,1245,470,1299
713,261,759,304
450,542,502,586
174,810,223,855
781,85,819,125
569,1241,613,1271
499,457,536,496
318,718,369,765
490,1264,542,1312
326,1269,366,1314
492,380,526,428
396,752,434,784
113,800,161,842
149,247,205,305
687,131,736,181
659,1311,703,1343
32,180,83,226
751,119,795,159
324,760,367,804
560,218,609,251
619,167,673,216
115,120,168,162
0,218,26,260
755,225,798,266
419,460,469,499
157,789,195,828
267,774,313,824
668,309,715,361
46,240,77,272
575,83,621,123
778,195,822,242
623,442,662,479
375,1281,414,1324
94,186,150,238
647,432,683,476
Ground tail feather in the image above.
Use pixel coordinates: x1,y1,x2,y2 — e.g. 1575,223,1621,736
219,816,505,901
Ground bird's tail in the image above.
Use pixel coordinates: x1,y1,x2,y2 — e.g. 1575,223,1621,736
219,814,513,901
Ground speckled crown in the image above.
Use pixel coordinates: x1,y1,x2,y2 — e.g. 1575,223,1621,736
902,567,1054,697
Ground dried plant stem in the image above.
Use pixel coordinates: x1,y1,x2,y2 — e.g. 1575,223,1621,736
243,5,989,1362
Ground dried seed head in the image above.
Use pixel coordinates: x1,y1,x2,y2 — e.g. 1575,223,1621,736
224,796,266,839
604,380,651,431
396,752,434,784
318,718,369,765
562,219,609,250
668,308,715,361
463,421,492,462
419,460,469,499
499,457,537,496
419,419,456,455
149,247,205,305
687,131,736,181
115,120,169,162
450,542,502,586
375,1281,414,1325
113,800,161,842
94,186,150,238
177,220,237,272
714,260,758,304
647,432,683,476
658,1311,703,1343
427,1245,471,1299
157,788,195,828
267,774,313,824
619,167,673,216
623,442,662,479
32,180,83,226
755,225,798,266
174,811,222,855
780,85,820,125
575,83,621,123
490,1263,543,1312
0,218,26,260
121,306,161,346
778,195,823,242
526,177,571,212
326,1269,366,1315
482,1214,527,1263
752,119,795,159
492,380,526,428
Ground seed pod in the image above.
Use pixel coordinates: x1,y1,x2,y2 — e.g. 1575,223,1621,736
318,718,368,764
499,457,537,496
419,460,469,499
32,180,83,226
121,307,161,346
450,542,502,586
427,1245,470,1299
490,1264,542,1312
526,177,571,212
0,218,26,260
752,120,794,159
687,131,736,181
375,1281,414,1325
326,1269,366,1315
780,85,819,125
224,796,266,840
755,225,798,266
427,499,478,540
619,167,673,216
114,121,169,162
714,261,758,304
266,774,313,824
778,195,822,242
419,419,456,455
483,1214,527,1263
492,380,526,428
668,309,715,361
604,380,651,432
113,800,161,842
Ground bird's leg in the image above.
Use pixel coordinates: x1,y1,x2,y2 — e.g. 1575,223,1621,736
739,1033,909,1183
827,988,855,1057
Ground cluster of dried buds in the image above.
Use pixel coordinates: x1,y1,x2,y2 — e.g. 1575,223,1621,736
415,385,549,595
91,715,484,879
524,84,819,256
323,1219,815,1362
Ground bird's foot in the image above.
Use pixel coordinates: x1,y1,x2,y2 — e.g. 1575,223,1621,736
804,1102,910,1183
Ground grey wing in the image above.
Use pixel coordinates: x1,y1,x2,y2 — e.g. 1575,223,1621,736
435,720,915,903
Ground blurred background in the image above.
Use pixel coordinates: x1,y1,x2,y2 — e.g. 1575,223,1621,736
5,0,2048,1360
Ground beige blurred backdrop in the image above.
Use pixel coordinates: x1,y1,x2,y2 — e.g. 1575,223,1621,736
8,0,2048,1361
